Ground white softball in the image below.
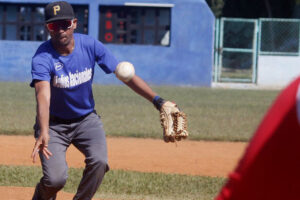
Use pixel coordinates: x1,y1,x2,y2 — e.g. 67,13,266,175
115,61,135,82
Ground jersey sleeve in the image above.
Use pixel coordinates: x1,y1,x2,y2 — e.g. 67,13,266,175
30,55,51,87
94,39,118,74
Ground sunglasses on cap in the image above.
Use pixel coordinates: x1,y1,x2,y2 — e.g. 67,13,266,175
46,19,74,32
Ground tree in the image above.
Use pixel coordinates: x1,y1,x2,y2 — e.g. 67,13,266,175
205,0,224,17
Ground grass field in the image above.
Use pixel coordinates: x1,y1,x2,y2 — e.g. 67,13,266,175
0,165,225,200
0,82,279,141
0,82,281,199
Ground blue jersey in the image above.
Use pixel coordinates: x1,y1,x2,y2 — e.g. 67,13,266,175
30,33,118,119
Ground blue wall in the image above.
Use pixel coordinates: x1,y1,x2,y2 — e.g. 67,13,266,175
0,0,215,86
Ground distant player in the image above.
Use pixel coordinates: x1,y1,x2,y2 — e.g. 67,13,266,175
30,1,179,200
216,76,300,200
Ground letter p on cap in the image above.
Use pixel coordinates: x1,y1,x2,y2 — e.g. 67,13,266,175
53,5,60,15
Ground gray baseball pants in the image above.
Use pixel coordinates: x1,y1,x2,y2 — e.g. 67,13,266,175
32,111,109,200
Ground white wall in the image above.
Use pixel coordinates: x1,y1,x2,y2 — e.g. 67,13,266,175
257,55,300,88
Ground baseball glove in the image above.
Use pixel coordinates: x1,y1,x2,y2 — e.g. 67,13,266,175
159,101,188,142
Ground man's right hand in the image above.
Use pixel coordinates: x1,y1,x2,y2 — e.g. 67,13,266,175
31,133,52,163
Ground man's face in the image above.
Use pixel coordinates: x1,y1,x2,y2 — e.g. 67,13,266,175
46,19,77,46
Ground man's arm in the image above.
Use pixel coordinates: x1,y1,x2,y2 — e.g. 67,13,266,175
121,74,188,143
31,80,52,163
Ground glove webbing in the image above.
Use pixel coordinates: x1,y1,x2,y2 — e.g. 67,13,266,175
173,112,188,136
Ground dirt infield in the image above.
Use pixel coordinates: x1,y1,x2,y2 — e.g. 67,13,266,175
0,135,248,199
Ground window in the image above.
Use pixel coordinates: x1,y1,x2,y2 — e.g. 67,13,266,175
99,5,171,46
0,3,89,41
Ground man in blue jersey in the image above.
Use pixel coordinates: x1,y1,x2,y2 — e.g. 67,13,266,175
30,1,168,200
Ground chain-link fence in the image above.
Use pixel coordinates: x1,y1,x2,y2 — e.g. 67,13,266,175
259,18,300,56
214,18,300,83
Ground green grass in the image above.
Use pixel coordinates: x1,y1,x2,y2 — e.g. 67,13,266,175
0,82,279,199
0,82,279,141
0,165,225,200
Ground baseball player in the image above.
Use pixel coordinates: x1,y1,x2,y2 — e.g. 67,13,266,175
216,76,300,200
30,1,170,200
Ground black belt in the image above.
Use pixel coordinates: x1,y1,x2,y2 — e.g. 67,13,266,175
49,110,96,124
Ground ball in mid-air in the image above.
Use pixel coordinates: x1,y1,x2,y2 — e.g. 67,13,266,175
115,61,135,82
